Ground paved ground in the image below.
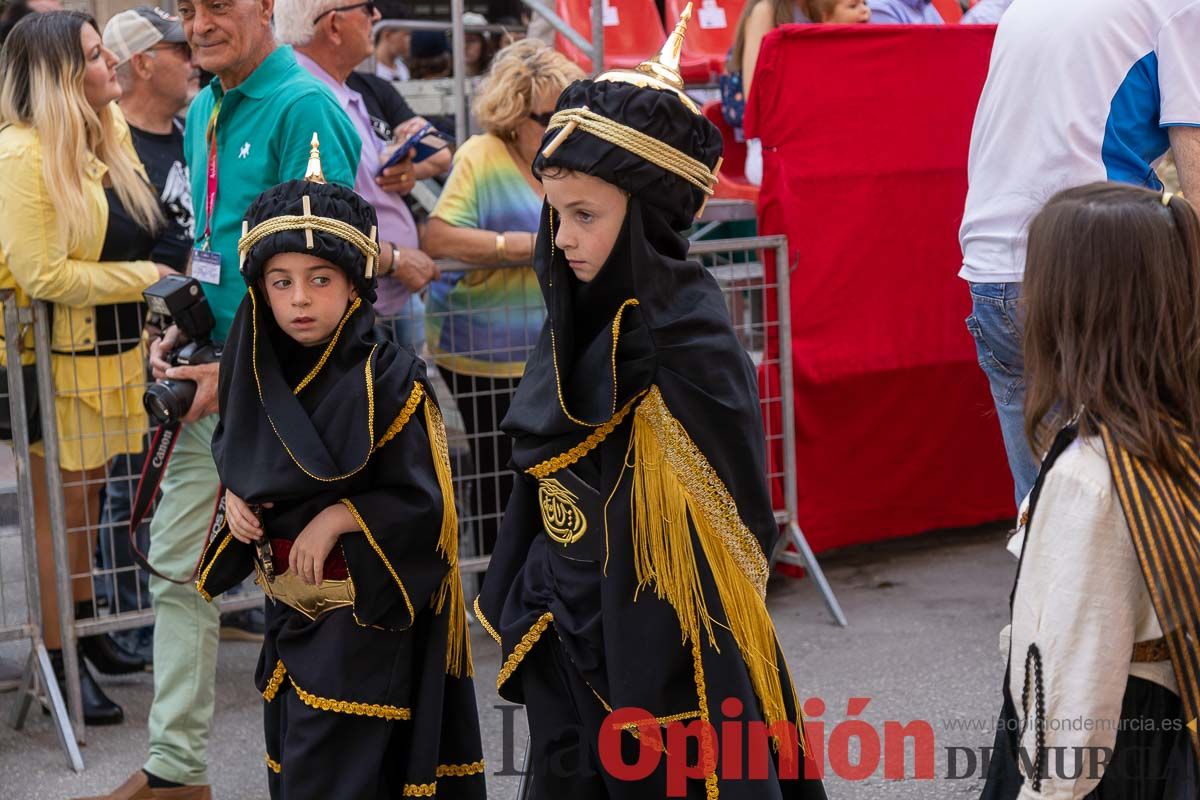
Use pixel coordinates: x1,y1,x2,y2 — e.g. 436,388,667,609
0,521,1016,799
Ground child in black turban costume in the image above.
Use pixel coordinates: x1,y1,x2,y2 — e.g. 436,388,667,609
194,141,485,800
474,7,828,798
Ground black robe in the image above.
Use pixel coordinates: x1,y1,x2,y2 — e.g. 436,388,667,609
197,288,485,799
476,170,827,796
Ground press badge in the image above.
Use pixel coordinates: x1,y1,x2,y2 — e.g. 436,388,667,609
191,249,221,285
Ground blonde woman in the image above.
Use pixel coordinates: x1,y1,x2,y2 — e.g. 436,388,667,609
0,10,175,725
421,39,583,551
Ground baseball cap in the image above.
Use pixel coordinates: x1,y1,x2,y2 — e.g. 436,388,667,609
102,6,186,66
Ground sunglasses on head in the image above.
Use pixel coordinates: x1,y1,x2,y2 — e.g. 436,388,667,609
313,0,376,24
528,110,554,127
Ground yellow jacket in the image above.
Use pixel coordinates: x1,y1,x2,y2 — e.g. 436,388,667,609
0,108,160,467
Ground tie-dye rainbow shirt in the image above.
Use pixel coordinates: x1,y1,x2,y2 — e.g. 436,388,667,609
426,134,545,378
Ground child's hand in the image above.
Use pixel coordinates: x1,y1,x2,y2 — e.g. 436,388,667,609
226,490,271,544
289,503,355,585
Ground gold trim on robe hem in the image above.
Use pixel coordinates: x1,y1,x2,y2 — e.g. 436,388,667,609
400,762,486,798
262,660,287,701
473,596,501,645
436,761,485,777
525,391,645,480
289,675,411,720
264,754,282,774
340,497,416,624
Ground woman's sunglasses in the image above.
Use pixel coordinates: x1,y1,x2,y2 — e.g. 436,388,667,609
528,111,554,127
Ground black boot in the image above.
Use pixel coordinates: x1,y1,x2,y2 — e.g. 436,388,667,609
49,647,124,726
77,601,147,675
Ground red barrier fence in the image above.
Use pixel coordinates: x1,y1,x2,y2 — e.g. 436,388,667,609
747,25,1013,551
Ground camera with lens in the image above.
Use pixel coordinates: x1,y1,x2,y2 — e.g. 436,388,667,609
142,275,222,425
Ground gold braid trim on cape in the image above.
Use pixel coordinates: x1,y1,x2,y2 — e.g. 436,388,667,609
425,397,473,678
1101,423,1200,763
376,383,425,449
629,385,790,736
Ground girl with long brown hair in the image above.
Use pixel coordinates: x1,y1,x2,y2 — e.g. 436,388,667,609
983,182,1200,798
0,10,176,725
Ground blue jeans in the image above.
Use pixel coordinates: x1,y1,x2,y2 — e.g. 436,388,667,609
965,281,1039,508
96,449,152,615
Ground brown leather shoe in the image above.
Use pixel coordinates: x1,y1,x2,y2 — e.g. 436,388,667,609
73,772,213,800
151,786,213,800
73,771,153,800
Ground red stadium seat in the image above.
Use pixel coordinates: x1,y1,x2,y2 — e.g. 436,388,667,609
666,0,746,76
931,0,963,22
701,99,758,201
555,0,712,82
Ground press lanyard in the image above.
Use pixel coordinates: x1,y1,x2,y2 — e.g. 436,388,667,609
201,98,222,251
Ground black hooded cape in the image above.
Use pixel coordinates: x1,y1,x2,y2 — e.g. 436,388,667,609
475,79,826,798
195,179,484,798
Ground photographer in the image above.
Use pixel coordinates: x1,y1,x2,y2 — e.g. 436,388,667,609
81,0,361,794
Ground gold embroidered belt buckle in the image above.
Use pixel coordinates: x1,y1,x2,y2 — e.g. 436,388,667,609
255,561,356,621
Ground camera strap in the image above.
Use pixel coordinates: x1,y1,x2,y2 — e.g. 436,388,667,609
128,421,226,585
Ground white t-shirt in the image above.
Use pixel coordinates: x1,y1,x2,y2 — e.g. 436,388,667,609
959,0,1200,284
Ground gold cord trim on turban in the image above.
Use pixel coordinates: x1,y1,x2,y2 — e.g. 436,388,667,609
238,214,380,272
543,107,718,196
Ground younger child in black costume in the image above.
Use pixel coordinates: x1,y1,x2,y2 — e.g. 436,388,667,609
195,140,485,800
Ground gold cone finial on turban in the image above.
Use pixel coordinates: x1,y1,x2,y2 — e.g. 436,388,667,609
304,132,326,184
596,2,700,114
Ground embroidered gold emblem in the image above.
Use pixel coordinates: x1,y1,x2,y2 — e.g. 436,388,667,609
538,479,587,545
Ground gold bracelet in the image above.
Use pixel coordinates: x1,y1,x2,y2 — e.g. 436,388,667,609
496,233,508,264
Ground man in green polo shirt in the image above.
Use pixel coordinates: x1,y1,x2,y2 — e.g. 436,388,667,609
78,1,359,798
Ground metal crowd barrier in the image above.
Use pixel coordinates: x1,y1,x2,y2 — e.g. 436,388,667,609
2,232,842,770
1,293,83,770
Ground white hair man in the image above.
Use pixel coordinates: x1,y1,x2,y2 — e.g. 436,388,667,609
277,0,450,346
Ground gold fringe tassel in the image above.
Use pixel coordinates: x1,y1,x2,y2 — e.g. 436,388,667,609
629,387,789,734
424,397,473,678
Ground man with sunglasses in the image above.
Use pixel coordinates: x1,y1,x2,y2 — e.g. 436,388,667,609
278,0,452,349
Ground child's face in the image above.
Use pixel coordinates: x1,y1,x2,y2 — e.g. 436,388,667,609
543,171,629,284
261,252,358,346
825,0,870,23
